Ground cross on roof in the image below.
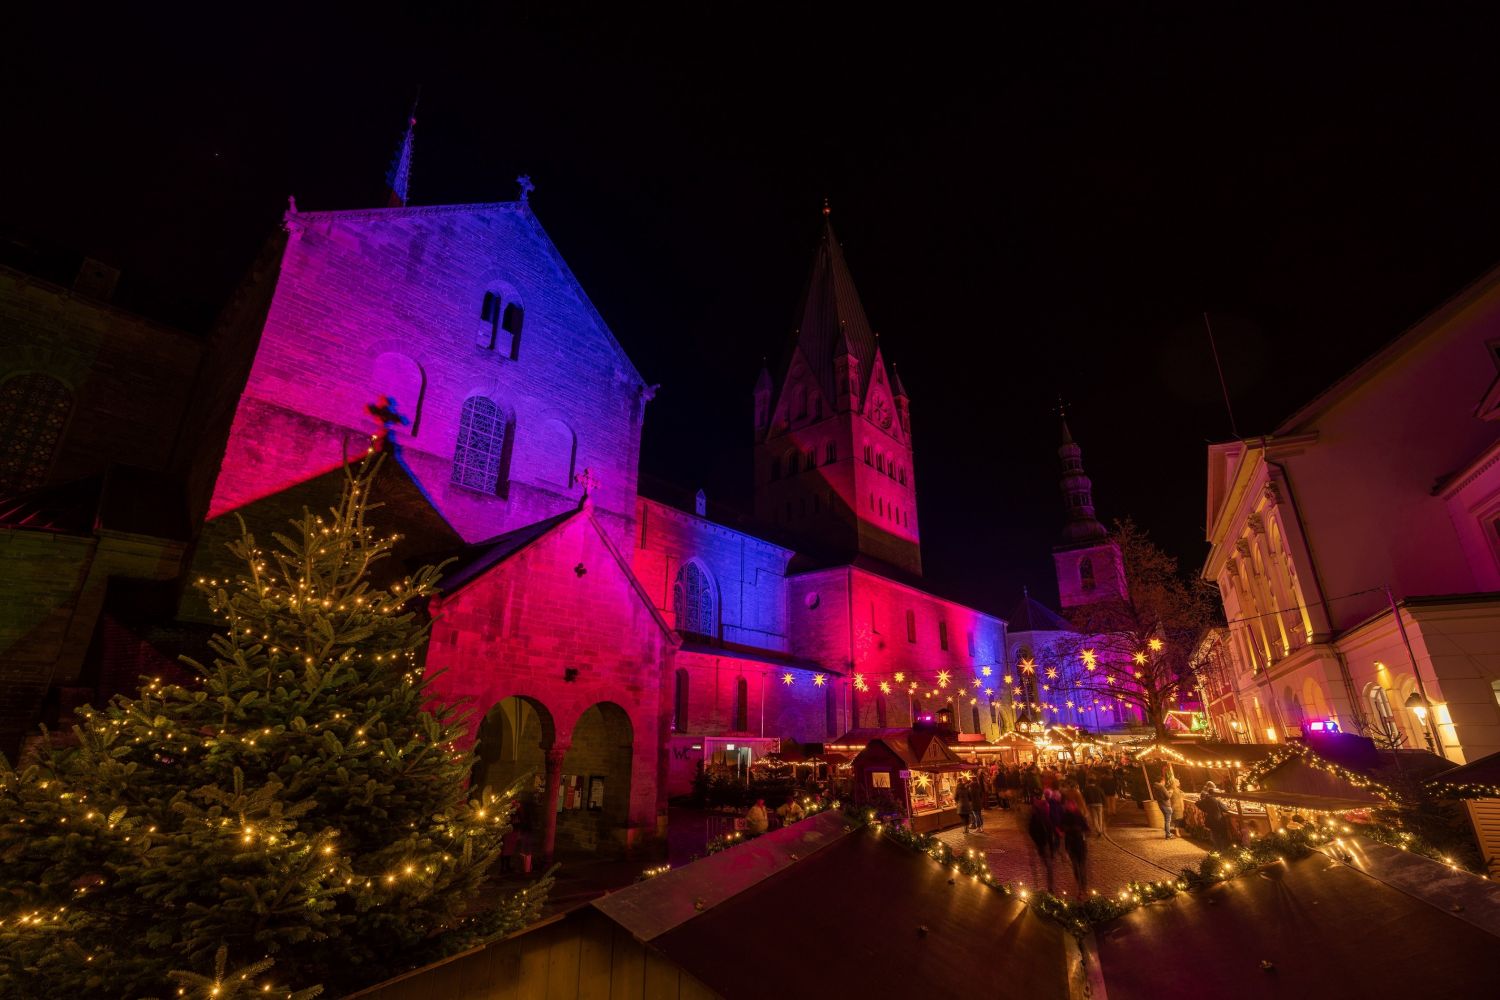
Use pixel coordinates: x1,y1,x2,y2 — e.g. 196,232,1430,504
366,395,409,440
574,467,601,497
517,174,534,203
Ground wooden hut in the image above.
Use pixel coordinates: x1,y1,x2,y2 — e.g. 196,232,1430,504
848,728,969,833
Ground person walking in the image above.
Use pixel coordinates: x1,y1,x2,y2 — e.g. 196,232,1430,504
956,779,973,832
1167,774,1185,838
747,798,769,835
971,777,986,832
1059,798,1091,892
1083,776,1106,838
1027,795,1057,893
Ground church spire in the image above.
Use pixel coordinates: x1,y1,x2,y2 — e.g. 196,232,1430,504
384,96,418,208
781,200,879,408
1057,411,1107,546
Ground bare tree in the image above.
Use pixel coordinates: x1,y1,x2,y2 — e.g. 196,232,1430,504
1052,519,1222,740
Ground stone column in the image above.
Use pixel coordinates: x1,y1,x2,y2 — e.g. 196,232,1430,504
541,744,569,864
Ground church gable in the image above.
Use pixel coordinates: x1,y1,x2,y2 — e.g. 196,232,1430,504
211,202,650,550
771,348,828,430
860,350,904,446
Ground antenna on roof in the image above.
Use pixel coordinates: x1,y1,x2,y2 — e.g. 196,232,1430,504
1204,311,1241,439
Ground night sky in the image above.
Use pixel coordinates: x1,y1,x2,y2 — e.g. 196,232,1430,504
12,6,1500,614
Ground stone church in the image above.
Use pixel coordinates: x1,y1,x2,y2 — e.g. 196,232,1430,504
0,164,1125,857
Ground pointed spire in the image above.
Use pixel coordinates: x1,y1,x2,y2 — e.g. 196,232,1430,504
891,362,908,399
782,201,878,407
1057,413,1107,547
384,94,419,208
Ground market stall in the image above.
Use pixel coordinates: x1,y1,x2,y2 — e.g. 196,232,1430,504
850,729,970,833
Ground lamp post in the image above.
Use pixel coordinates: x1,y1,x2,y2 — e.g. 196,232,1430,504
1403,691,1436,754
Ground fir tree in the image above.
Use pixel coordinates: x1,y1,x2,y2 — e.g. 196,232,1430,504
0,448,551,997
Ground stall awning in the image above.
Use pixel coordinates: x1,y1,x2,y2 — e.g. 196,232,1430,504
1216,789,1379,814
1133,741,1279,769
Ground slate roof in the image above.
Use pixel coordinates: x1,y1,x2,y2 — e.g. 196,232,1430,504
780,215,882,405
1006,594,1072,632
436,508,580,594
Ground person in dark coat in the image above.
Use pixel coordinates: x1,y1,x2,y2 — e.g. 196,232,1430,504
1059,798,1091,891
1198,782,1231,851
956,779,973,832
1027,795,1057,892
1082,777,1106,837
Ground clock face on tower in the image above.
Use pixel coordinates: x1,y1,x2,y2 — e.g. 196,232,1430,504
871,394,893,429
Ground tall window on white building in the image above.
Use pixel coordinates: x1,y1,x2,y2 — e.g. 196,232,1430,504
1368,685,1398,742
672,562,716,638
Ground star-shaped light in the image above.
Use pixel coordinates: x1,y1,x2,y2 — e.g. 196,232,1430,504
1013,686,1024,695
854,673,869,692
879,681,892,694
894,671,905,683
782,672,795,686
1106,676,1116,685
937,670,951,688
1081,649,1097,669
1133,671,1144,680
1133,651,1148,666
1148,638,1164,652
1066,700,1075,709
984,688,993,697
813,673,827,687
1045,667,1058,680
1020,658,1036,674
1003,674,1014,685
981,666,993,677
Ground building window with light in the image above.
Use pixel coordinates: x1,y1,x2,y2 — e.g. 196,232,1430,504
1368,685,1398,742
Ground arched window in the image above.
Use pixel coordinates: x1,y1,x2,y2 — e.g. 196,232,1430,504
793,385,807,420
672,562,716,638
825,441,837,464
804,450,815,470
906,609,917,643
537,419,575,487
863,445,872,465
1368,686,1397,742
501,302,524,359
370,352,425,436
452,396,507,494
736,677,750,731
899,467,906,486
0,373,71,496
1079,557,1096,591
478,292,500,350
876,452,885,473
972,705,982,733
786,451,799,475
673,669,690,732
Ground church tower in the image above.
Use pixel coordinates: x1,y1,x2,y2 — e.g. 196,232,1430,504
1052,416,1127,608
752,206,921,576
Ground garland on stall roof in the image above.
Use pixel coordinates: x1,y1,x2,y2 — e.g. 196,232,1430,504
1237,744,1401,804
1426,778,1500,801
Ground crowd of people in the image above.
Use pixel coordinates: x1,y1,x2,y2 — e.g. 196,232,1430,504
950,756,1241,893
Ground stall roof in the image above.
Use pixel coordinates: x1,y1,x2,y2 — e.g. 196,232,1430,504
1132,741,1279,768
1094,855,1499,998
1217,788,1381,814
1428,748,1500,791
648,828,1070,1000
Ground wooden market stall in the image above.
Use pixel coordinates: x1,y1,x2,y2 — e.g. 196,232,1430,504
1426,749,1500,878
847,728,970,833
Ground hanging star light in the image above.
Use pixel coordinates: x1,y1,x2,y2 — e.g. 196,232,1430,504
984,688,993,697
854,673,869,692
1133,651,1148,666
782,672,795,686
1013,685,1024,695
1148,638,1164,652
1020,658,1036,674
1045,666,1058,680
813,673,827,687
1003,674,1014,685
894,671,905,683
981,666,992,677
937,670,951,687
1081,649,1097,669
879,681,892,694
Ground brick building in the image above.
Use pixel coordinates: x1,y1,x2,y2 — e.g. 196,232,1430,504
2,180,1111,856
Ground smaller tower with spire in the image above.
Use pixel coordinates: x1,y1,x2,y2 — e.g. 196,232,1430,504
384,98,418,208
1051,411,1128,609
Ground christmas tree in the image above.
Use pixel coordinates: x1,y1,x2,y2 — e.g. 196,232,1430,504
0,447,551,997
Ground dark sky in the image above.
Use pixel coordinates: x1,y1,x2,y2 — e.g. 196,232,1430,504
12,5,1500,614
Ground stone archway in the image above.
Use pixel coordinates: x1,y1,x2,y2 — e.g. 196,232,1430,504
471,695,556,803
556,702,634,854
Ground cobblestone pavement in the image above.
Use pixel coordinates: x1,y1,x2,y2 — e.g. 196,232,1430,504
933,801,1208,900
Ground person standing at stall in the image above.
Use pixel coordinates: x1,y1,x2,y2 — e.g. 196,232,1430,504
956,778,973,833
1082,776,1106,838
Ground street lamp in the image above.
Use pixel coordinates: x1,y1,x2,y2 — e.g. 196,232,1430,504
1404,691,1436,753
